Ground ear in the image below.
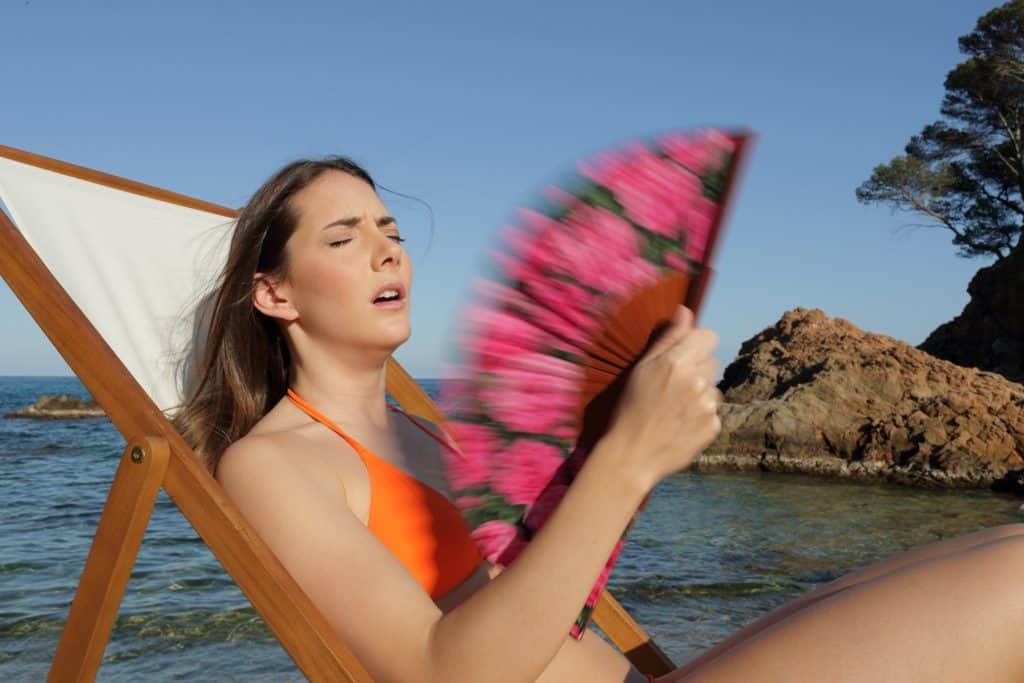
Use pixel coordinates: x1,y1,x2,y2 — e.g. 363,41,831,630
253,272,299,322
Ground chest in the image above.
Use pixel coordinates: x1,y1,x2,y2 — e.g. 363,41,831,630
324,419,453,526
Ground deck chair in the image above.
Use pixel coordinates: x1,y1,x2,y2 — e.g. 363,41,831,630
0,144,676,682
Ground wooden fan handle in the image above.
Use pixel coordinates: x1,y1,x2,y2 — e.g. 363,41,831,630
684,265,714,319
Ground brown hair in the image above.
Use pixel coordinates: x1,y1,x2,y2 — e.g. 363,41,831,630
172,156,377,473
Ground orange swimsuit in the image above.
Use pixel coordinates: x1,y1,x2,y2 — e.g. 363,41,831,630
287,389,484,599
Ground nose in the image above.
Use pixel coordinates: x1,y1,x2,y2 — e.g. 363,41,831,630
373,231,403,270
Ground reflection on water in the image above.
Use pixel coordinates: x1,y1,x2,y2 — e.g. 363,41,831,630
1,377,1019,680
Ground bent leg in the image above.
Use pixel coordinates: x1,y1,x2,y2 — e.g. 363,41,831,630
663,535,1024,682
669,523,1024,677
791,522,1024,597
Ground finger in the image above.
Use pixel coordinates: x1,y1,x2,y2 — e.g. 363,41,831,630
681,361,718,395
693,357,719,387
700,387,724,412
645,306,695,358
664,327,719,366
673,303,694,328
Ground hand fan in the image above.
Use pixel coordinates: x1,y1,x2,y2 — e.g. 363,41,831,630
439,128,752,637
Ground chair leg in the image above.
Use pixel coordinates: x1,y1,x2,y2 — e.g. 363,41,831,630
593,589,676,676
48,436,169,683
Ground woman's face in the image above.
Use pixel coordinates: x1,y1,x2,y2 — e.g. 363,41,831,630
264,170,412,356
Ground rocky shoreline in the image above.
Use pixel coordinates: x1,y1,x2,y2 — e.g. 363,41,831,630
693,450,1007,490
4,394,105,420
704,308,1024,494
5,305,1023,495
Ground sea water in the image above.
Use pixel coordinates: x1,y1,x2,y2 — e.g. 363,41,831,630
1,377,1020,681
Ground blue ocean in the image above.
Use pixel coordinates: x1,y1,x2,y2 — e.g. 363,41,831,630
1,376,1020,681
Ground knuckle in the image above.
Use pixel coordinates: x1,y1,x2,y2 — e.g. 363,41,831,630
695,327,715,345
666,351,689,375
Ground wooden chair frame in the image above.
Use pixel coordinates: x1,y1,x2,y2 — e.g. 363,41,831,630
0,144,675,681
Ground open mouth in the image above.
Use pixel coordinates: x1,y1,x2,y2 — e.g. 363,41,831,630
371,283,406,306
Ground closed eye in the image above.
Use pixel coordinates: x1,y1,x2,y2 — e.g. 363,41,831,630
328,236,405,248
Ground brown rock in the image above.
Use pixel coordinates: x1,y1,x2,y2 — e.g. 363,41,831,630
699,308,1024,493
923,422,947,447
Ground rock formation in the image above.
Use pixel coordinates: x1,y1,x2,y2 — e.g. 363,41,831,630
4,394,105,420
700,308,1024,492
918,241,1024,384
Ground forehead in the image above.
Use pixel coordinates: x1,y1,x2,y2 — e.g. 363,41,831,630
291,170,387,226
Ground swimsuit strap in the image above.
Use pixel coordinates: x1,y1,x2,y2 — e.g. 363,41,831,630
389,405,462,457
285,388,460,458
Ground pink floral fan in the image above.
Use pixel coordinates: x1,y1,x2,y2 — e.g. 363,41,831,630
439,128,752,638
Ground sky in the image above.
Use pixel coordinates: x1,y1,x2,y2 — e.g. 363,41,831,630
0,0,1003,379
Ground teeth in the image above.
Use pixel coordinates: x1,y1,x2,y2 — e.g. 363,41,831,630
375,289,400,301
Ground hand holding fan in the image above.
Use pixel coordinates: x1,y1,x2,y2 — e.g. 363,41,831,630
439,128,752,637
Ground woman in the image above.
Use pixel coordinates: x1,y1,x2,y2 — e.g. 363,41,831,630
175,156,1024,682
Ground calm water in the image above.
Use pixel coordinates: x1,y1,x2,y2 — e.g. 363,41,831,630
1,376,1021,681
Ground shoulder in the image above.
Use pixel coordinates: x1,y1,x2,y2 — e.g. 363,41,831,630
214,427,366,571
218,430,290,479
216,423,346,511
218,397,335,482
218,434,297,506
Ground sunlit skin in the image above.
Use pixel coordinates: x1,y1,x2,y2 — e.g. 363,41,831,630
217,170,1024,682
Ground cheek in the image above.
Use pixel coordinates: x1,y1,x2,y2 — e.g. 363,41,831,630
293,257,365,312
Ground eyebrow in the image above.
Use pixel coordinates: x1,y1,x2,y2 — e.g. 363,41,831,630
320,216,397,230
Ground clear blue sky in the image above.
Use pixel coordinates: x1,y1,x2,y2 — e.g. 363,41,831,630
0,0,1001,379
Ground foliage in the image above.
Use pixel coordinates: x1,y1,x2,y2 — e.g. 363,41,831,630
857,1,1024,260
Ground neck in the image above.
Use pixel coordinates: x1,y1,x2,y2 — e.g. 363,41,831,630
288,346,393,430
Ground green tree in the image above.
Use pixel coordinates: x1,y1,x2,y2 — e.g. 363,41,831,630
857,1,1024,261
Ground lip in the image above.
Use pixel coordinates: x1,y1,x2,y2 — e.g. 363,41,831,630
370,281,406,304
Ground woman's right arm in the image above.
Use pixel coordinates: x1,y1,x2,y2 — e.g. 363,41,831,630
217,306,722,682
427,307,723,681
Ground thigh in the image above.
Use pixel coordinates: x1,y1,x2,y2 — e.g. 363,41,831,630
666,535,1024,682
805,522,1024,595
672,523,1024,677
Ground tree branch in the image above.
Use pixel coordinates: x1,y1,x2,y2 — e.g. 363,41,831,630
977,181,1024,216
994,109,1023,176
905,194,966,238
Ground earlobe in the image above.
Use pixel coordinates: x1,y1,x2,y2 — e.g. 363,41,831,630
253,273,299,322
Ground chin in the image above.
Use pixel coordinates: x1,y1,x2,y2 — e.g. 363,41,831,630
381,323,412,350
